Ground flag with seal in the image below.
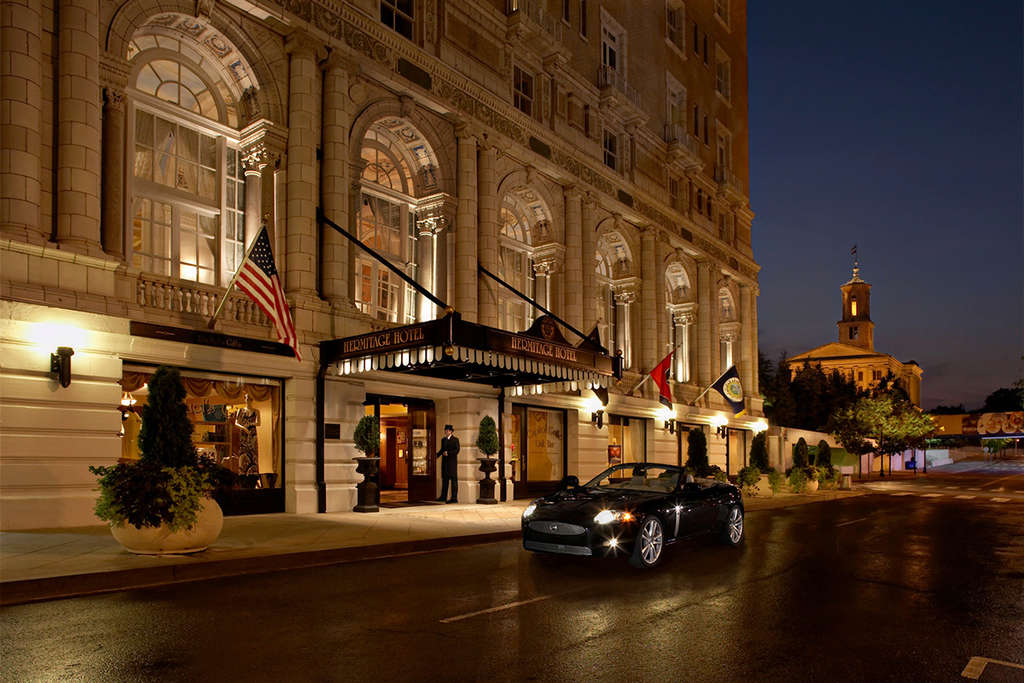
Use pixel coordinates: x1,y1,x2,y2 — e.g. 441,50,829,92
649,351,674,409
711,366,745,415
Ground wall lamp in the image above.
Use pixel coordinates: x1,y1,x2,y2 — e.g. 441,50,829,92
710,415,728,439
716,424,728,439
665,419,676,434
591,409,604,429
50,346,74,388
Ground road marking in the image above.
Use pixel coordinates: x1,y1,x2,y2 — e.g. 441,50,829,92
961,656,1024,679
945,486,959,489
955,495,976,500
440,594,556,623
836,517,869,527
891,492,913,496
968,488,981,491
921,493,943,498
991,497,1011,503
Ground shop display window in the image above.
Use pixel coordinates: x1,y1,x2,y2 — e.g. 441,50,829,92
509,405,566,491
119,367,282,490
608,415,646,465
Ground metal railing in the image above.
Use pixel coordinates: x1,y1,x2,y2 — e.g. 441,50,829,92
598,65,643,111
506,0,563,42
714,165,745,196
664,124,700,155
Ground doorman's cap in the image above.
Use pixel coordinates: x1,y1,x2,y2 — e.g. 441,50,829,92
444,424,454,431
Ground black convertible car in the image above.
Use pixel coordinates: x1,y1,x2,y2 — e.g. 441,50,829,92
521,463,744,568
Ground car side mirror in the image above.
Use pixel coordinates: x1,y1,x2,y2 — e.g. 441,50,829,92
561,475,580,490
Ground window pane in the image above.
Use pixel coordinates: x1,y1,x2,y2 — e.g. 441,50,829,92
134,146,153,180
177,161,196,193
135,110,153,145
200,135,217,168
179,128,198,163
199,168,217,201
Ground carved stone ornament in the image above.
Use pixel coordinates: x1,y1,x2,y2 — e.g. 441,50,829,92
103,87,126,111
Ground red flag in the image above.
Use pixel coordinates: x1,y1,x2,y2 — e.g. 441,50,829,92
649,351,674,409
235,227,301,361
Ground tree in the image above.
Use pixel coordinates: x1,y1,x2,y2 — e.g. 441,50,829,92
139,366,197,469
982,387,1024,413
353,416,380,456
793,437,809,468
476,416,499,457
832,395,935,477
686,428,708,474
929,404,966,415
749,432,770,472
816,439,832,468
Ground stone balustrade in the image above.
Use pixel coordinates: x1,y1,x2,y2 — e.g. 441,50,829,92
135,274,269,326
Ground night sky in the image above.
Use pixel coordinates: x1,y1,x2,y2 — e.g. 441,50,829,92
748,0,1023,410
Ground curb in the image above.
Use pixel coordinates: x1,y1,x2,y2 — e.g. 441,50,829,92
0,529,520,607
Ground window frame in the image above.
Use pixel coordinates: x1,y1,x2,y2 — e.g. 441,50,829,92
603,129,619,170
513,64,535,118
380,0,415,42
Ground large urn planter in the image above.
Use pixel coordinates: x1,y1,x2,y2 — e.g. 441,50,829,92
805,478,820,493
754,474,774,497
353,456,381,512
110,497,224,555
476,457,498,504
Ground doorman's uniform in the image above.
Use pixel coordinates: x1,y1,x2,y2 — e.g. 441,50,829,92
437,433,460,502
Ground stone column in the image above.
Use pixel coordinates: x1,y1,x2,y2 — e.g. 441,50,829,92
321,56,351,308
1,0,43,243
656,238,670,364
640,229,658,373
563,186,583,330
533,260,552,313
476,140,498,326
697,260,714,388
285,35,321,296
581,194,597,329
749,286,759,395
614,285,636,370
241,144,266,244
100,87,125,258
416,217,437,321
454,128,478,321
56,0,102,254
673,309,695,383
740,283,755,397
347,160,366,302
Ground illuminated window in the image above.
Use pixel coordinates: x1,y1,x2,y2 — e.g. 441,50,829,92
851,296,858,316
497,206,534,333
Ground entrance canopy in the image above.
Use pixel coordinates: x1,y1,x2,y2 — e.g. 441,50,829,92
320,313,622,390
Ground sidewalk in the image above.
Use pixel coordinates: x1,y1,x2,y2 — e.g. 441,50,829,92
0,489,865,606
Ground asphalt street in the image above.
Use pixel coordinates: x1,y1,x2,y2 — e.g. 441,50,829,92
2,493,1023,682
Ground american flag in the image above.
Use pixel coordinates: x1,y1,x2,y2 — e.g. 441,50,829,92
235,227,301,360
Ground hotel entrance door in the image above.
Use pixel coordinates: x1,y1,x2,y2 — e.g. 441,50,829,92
368,397,436,504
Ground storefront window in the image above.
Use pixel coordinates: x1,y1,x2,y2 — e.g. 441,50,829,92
119,367,283,494
607,415,646,466
509,405,565,493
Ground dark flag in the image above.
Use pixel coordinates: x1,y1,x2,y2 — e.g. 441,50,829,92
649,351,674,409
234,227,301,360
710,366,745,415
851,244,858,257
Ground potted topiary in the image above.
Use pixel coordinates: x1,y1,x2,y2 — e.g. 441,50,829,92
737,465,761,496
749,432,773,495
90,366,233,554
352,415,381,513
788,466,809,493
685,428,709,475
475,416,499,504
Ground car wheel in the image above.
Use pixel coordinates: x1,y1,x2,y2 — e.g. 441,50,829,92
629,516,665,568
719,505,744,546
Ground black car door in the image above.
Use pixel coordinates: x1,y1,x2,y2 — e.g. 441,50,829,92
676,482,717,536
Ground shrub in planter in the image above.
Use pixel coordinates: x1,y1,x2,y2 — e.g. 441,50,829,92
793,438,809,468
750,432,770,472
476,416,499,457
768,470,786,495
788,466,808,493
90,366,234,534
817,440,832,468
706,465,728,482
353,415,380,456
738,465,761,494
686,429,709,474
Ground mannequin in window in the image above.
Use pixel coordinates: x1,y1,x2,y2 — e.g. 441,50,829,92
235,393,261,484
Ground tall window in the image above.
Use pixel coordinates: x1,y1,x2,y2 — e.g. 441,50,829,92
381,0,414,40
667,3,685,51
602,26,619,72
714,0,730,26
513,66,534,117
579,0,588,37
603,130,618,170
128,30,252,288
596,252,616,355
716,50,732,99
562,0,571,23
497,206,534,332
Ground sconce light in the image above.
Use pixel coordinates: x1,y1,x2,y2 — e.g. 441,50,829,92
710,414,728,439
716,424,728,439
665,419,676,434
591,409,604,429
50,346,74,388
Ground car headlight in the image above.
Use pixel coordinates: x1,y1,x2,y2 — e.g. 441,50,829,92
594,509,634,524
522,503,537,519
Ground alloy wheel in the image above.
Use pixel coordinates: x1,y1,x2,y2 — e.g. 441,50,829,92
640,518,663,565
728,507,743,544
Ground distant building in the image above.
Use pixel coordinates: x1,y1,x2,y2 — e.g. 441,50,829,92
786,263,923,405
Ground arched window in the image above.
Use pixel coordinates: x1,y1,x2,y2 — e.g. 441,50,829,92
666,263,693,383
718,287,738,373
497,205,534,332
127,19,254,287
596,251,616,354
355,118,440,323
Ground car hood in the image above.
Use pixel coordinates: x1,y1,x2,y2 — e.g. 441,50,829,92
528,488,662,524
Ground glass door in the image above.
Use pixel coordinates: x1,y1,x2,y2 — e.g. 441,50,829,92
407,401,436,502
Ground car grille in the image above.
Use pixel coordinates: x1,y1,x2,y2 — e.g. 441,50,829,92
524,540,592,556
528,521,586,536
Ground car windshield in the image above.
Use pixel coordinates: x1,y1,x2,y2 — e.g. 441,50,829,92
584,464,681,493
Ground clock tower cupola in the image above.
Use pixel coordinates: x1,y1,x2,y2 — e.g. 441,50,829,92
838,258,874,351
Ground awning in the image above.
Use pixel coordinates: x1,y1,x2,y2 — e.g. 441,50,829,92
320,312,622,390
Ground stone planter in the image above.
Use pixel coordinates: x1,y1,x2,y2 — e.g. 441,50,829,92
753,474,774,497
805,478,820,493
353,456,381,513
476,456,498,504
110,497,223,555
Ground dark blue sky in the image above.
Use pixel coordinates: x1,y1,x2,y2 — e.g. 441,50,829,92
748,0,1023,410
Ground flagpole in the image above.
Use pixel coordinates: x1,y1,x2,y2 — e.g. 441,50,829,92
690,367,731,406
208,225,265,329
629,373,651,395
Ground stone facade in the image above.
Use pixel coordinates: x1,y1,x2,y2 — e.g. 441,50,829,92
0,0,762,530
